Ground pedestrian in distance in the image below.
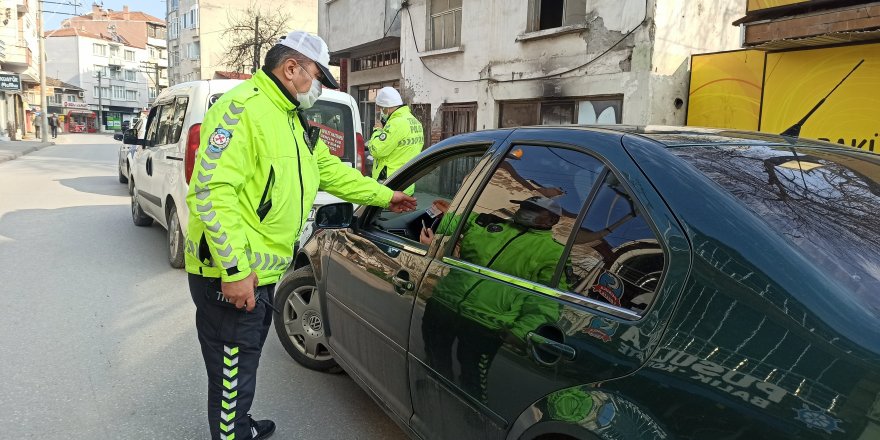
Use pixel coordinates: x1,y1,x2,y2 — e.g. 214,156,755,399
368,86,424,194
183,30,417,440
48,113,58,139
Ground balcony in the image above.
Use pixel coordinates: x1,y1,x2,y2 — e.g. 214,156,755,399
3,44,32,68
108,57,124,66
736,1,880,49
17,0,28,15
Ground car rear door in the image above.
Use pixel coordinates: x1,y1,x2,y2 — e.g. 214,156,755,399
407,128,691,439
322,135,505,425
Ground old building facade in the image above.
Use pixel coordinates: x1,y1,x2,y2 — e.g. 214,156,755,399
0,0,41,140
321,0,746,144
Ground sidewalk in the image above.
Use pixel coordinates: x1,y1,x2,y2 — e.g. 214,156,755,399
0,138,55,164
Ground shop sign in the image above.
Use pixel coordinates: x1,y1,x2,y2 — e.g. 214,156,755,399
0,73,21,91
64,101,89,109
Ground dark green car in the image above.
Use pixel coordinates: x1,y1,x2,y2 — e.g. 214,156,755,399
272,126,880,440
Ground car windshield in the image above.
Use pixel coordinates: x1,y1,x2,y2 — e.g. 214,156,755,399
671,145,880,316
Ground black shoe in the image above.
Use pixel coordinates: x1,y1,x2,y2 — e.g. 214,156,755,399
249,415,275,440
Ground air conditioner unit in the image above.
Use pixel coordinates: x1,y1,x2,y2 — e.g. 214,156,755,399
78,91,84,98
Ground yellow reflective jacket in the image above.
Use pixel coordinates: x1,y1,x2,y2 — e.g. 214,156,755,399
369,105,423,190
185,69,394,285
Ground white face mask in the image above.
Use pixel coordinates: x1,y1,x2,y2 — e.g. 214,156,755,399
293,65,323,109
513,208,543,228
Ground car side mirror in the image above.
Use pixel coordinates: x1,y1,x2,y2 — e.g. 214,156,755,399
315,203,354,229
113,133,123,141
122,128,142,145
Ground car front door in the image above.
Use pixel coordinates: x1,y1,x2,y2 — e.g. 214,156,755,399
132,103,167,219
322,137,502,424
407,128,690,439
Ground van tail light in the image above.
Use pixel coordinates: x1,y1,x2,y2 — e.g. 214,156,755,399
356,132,368,176
184,123,202,184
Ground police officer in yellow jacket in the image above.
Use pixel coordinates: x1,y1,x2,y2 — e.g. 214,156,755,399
369,87,423,193
185,31,417,440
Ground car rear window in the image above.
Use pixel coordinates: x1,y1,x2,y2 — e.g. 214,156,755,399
671,145,880,314
302,100,355,164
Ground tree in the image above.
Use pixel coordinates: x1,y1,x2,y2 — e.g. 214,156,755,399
220,4,293,73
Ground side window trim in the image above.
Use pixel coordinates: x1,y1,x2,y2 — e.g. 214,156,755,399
551,167,610,287
441,256,642,321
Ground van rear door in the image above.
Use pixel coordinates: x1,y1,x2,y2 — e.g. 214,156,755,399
302,100,357,169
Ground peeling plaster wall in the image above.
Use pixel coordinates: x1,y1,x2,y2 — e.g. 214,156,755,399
400,0,744,133
649,0,746,125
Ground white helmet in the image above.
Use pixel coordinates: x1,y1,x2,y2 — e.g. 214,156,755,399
376,87,403,108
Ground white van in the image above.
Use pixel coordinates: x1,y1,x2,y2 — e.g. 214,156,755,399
127,79,366,268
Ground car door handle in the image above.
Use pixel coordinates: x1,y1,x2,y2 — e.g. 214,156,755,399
391,275,414,293
527,331,576,362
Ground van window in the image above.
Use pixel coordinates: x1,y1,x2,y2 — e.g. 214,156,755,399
302,100,355,165
154,102,176,146
167,97,189,144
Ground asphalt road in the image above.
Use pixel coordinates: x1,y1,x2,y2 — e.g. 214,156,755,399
0,134,406,440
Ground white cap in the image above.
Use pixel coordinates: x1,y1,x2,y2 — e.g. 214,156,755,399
376,87,403,107
277,30,339,89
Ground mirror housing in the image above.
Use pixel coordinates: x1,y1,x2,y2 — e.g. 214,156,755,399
315,203,354,229
113,133,123,141
122,128,143,145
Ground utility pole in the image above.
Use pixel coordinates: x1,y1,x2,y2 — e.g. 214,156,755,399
97,71,103,132
252,15,260,73
38,0,49,142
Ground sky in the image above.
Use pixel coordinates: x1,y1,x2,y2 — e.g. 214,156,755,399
43,0,167,31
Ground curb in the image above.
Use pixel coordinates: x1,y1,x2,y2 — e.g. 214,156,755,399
0,142,55,164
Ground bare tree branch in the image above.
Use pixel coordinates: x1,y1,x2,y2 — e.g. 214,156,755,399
220,3,294,73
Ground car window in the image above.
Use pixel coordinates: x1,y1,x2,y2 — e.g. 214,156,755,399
302,100,354,164
144,106,163,147
443,144,606,289
167,97,189,145
154,102,175,146
562,171,665,315
368,148,488,244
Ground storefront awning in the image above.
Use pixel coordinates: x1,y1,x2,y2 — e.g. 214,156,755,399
67,110,96,116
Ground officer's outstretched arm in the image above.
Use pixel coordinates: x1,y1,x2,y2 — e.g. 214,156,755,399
185,101,256,282
368,118,404,159
314,138,394,207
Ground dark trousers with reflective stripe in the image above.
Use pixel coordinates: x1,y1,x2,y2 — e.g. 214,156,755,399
189,274,275,440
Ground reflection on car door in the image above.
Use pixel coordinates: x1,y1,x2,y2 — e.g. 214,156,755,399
322,144,495,425
407,129,690,439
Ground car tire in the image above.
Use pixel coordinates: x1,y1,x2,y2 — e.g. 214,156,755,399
273,266,342,373
130,180,153,227
118,163,128,184
167,204,185,268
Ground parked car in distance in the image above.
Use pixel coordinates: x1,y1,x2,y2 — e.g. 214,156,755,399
117,117,145,185
274,125,880,440
128,79,367,268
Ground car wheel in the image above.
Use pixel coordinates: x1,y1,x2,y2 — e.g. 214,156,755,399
130,180,153,227
167,204,185,268
118,161,128,184
273,266,341,373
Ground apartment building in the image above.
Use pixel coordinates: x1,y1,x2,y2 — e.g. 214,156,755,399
688,0,880,153
46,27,153,131
321,0,746,144
167,0,318,85
0,0,40,140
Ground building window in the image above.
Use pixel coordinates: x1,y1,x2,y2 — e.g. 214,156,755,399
94,65,111,78
169,15,179,39
429,0,462,50
351,50,400,72
65,94,76,102
149,87,157,99
148,24,166,39
499,97,623,128
110,68,122,80
125,50,135,61
170,0,179,11
113,85,125,100
186,42,200,60
528,0,587,32
93,43,107,56
183,6,199,29
125,90,137,101
51,92,62,104
439,102,476,140
160,49,166,60
125,70,136,81
109,45,120,57
94,86,110,99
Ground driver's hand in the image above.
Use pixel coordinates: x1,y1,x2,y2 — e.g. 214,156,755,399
432,199,451,214
420,227,434,245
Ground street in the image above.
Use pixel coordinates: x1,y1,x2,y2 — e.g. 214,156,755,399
0,134,405,440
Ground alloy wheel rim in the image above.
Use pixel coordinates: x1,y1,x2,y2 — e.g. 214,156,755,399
283,285,333,361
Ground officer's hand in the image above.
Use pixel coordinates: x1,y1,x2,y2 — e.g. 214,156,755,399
221,272,258,311
420,227,434,245
388,191,417,213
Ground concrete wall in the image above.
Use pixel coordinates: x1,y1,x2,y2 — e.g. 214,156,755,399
319,0,401,53
648,0,746,125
